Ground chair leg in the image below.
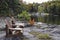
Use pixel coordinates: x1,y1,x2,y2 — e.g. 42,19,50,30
5,25,9,37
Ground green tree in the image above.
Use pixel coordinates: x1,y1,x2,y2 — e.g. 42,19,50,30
38,6,44,13
0,0,21,16
18,11,31,21
47,1,60,15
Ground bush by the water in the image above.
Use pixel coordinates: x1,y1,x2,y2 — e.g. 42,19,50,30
18,11,31,21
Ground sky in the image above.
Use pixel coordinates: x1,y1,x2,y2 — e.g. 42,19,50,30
23,0,49,4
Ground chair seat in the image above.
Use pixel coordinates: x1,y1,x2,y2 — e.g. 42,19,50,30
9,28,23,30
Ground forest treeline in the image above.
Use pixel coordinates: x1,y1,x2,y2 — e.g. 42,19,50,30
0,0,60,16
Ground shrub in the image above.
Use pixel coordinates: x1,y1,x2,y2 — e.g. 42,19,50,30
18,11,31,21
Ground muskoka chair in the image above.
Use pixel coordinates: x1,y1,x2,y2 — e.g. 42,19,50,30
5,19,23,37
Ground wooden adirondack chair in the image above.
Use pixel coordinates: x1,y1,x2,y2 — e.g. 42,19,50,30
5,19,23,37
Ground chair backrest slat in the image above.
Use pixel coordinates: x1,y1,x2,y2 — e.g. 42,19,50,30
11,17,15,23
5,19,12,28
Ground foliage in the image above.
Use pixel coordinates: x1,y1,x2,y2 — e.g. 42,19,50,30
18,11,31,21
0,0,9,16
24,3,38,12
38,1,60,16
38,6,44,13
0,0,23,16
47,1,60,15
0,0,39,16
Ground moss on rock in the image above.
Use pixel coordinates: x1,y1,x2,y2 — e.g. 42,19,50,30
29,31,52,40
